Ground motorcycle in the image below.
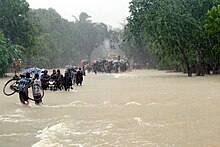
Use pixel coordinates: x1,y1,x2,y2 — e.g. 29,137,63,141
48,79,57,91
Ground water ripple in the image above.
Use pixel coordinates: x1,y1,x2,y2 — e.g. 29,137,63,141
125,101,141,106
134,117,168,128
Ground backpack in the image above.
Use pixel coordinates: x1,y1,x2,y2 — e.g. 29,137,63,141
32,79,42,96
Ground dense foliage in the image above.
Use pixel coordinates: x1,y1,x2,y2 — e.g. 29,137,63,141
124,0,220,76
204,4,220,73
0,0,32,76
0,32,24,76
1,0,220,77
0,0,121,76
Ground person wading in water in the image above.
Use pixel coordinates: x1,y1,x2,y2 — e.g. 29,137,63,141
18,73,31,105
32,73,43,105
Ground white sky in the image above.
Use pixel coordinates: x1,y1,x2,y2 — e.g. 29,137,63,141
26,0,131,28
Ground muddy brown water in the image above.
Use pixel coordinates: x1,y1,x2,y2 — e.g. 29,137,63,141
0,69,220,147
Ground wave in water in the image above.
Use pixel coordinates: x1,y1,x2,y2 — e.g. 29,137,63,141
42,101,121,109
147,102,177,106
134,117,167,128
32,120,114,147
0,108,30,123
125,101,141,106
112,73,137,79
0,132,34,137
32,123,75,147
43,101,96,108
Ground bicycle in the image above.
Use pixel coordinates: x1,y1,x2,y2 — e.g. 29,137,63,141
3,75,44,101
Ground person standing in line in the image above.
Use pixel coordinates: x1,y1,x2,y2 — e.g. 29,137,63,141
50,69,58,90
40,70,50,90
56,69,64,90
64,68,73,91
76,67,84,86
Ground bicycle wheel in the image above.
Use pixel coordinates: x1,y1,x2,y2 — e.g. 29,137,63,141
3,79,19,96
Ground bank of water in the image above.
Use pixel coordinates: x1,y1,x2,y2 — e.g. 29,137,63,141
0,69,220,147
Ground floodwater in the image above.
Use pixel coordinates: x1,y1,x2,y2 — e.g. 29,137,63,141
0,69,220,147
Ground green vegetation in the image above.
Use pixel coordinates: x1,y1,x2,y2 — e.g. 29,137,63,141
1,0,220,77
0,0,120,76
0,32,24,76
123,0,220,76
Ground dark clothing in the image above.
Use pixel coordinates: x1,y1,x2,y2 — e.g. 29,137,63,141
50,73,59,90
76,70,84,86
41,73,50,79
18,77,31,105
57,73,64,90
34,95,42,105
41,74,50,90
50,73,57,81
64,70,73,91
19,90,29,105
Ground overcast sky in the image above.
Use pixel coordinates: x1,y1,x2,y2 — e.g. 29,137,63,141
26,0,131,28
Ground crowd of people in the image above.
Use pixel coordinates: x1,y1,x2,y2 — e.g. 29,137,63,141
17,66,85,106
84,58,130,74
41,67,85,91
16,58,130,106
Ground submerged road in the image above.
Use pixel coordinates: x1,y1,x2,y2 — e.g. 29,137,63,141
0,69,220,146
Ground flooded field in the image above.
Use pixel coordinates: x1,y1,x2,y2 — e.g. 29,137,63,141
0,69,220,147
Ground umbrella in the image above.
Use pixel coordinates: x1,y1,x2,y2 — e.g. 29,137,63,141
81,59,88,63
22,67,43,75
65,65,73,69
112,60,119,63
120,59,126,62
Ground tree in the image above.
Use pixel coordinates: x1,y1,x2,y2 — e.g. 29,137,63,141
122,22,156,68
31,8,79,67
0,32,23,76
205,4,220,73
0,33,10,76
0,0,35,47
72,12,108,61
126,0,219,76
0,0,37,67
